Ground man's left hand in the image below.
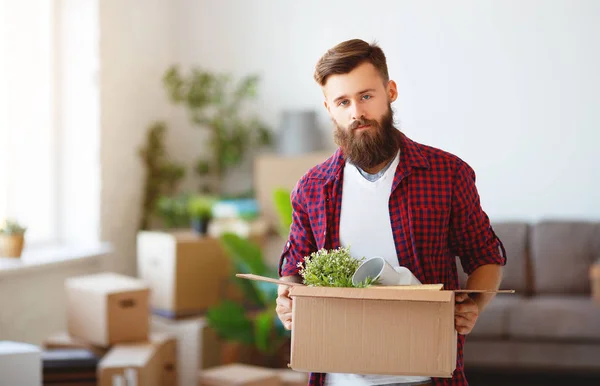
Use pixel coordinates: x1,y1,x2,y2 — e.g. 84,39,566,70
454,293,479,335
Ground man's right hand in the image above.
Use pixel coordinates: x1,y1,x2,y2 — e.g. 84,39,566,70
275,275,300,330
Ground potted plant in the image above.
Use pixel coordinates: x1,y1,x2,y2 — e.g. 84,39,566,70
207,232,288,368
0,219,27,258
299,246,378,287
188,195,217,235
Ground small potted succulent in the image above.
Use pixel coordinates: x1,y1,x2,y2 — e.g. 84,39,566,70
188,195,217,235
0,218,27,258
298,246,379,288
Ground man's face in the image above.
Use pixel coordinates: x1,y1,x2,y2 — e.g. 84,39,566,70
322,62,400,170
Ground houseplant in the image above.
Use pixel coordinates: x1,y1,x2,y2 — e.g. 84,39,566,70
138,121,186,230
163,65,273,195
154,193,191,229
206,188,294,367
188,194,217,235
0,219,27,258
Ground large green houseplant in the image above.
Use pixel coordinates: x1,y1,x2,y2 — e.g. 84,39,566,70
206,188,294,367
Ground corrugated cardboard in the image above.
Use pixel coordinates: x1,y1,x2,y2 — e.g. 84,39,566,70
98,343,162,386
254,151,331,233
591,263,600,303
0,341,42,386
289,285,457,377
42,331,110,358
137,231,263,318
198,363,281,386
237,274,513,378
65,272,150,347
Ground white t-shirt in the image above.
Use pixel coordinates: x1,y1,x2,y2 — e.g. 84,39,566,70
328,151,431,386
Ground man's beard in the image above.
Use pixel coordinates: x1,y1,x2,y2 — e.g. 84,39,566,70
333,105,401,170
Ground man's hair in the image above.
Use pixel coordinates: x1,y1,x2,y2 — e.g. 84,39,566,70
313,39,389,86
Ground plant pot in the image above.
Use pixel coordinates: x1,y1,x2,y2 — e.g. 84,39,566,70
0,234,25,258
191,217,209,235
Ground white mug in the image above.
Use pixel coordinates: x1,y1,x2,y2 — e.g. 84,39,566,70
352,256,422,286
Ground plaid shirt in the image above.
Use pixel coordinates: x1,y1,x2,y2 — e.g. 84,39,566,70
279,133,507,386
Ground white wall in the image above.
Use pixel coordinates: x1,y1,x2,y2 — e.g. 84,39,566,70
99,0,175,275
171,0,600,222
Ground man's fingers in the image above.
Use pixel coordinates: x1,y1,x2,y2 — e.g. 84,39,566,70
455,315,473,335
455,293,469,302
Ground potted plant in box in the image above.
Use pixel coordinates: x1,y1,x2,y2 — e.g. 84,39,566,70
0,219,27,258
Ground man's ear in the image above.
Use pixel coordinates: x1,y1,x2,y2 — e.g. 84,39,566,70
387,80,398,103
323,99,330,114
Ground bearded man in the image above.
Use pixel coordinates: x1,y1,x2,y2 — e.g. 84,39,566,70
275,38,507,386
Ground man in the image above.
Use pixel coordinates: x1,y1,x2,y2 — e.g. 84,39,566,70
275,39,506,386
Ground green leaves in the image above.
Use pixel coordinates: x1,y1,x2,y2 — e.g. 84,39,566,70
206,301,254,345
272,188,293,239
299,246,376,288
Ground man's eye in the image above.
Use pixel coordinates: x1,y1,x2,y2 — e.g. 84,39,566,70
339,100,349,106
362,95,372,100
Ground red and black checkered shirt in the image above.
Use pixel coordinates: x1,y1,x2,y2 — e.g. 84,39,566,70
278,132,507,386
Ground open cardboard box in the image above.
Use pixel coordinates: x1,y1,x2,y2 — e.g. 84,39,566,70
237,273,514,378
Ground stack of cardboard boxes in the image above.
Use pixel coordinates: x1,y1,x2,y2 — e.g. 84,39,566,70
42,272,177,386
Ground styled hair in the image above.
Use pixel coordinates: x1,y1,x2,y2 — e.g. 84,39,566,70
314,39,389,86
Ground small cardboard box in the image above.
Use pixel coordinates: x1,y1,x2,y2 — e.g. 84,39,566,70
137,230,265,318
238,274,513,378
65,272,150,346
43,331,110,358
98,342,162,386
0,341,42,386
198,363,281,386
591,262,600,303
150,332,178,386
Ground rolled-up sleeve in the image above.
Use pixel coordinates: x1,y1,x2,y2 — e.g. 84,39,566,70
278,177,317,277
449,161,507,276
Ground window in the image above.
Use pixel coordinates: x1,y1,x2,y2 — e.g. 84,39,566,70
0,0,100,247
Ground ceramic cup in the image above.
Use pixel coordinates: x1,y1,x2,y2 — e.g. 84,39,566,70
352,256,422,286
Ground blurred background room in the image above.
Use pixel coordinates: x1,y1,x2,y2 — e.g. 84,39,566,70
0,1,599,385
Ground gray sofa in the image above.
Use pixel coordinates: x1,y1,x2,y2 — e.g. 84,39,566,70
461,220,600,373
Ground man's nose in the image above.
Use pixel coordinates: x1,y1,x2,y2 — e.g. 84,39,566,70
350,103,366,121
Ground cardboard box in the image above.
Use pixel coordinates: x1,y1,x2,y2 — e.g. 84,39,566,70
65,272,150,346
137,231,230,318
43,331,110,358
289,285,457,377
137,230,268,318
98,342,162,386
254,152,331,233
0,341,42,386
591,263,600,303
237,274,513,378
198,363,281,386
150,332,178,386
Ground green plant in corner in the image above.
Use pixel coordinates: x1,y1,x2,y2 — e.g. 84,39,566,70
0,218,27,258
163,66,273,195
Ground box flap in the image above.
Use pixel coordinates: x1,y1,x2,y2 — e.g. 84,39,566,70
98,344,156,368
289,285,454,302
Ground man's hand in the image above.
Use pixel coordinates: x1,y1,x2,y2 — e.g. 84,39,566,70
454,293,480,335
275,275,300,330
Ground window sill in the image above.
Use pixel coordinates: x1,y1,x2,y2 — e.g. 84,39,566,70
0,242,112,279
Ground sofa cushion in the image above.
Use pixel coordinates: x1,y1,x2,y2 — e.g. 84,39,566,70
491,222,530,294
531,221,600,294
508,296,600,342
469,294,525,339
